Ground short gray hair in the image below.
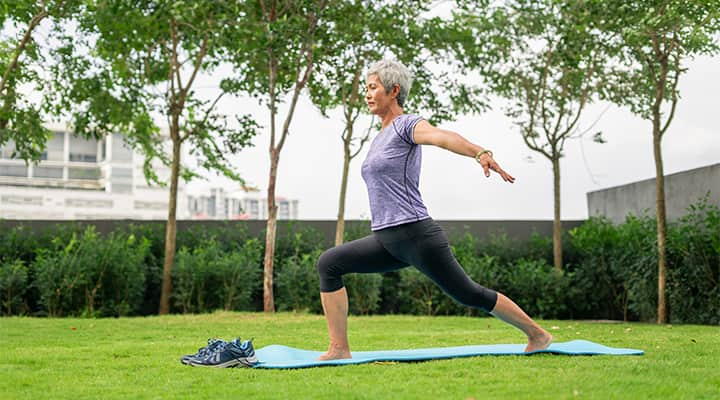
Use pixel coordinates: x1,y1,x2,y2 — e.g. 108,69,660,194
366,59,413,107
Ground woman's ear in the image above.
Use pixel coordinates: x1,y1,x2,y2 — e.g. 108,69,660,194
393,83,401,99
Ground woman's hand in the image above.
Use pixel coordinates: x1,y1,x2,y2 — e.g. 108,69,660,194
478,153,515,183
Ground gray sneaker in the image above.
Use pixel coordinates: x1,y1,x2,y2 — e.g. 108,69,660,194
180,338,226,365
189,338,258,368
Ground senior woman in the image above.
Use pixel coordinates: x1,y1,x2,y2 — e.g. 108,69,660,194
316,59,552,361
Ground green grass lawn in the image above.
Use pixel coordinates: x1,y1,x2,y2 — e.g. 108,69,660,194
1,312,718,399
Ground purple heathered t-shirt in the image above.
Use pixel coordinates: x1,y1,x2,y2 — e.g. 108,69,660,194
361,114,430,231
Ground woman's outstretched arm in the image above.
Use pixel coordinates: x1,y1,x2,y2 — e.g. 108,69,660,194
413,120,515,183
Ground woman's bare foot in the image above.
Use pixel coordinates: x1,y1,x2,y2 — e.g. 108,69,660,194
525,329,553,352
318,344,351,361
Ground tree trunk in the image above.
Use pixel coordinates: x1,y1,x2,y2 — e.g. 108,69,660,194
263,149,280,312
653,122,668,324
159,132,182,315
335,124,353,246
552,156,563,270
652,49,669,324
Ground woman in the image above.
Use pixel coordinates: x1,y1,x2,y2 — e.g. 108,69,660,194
317,59,552,361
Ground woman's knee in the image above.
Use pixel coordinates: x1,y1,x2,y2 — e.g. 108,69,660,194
317,248,345,292
317,248,338,275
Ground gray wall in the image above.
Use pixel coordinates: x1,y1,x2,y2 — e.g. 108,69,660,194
0,219,584,244
587,162,720,224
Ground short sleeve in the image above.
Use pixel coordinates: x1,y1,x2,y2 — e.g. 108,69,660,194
392,114,424,145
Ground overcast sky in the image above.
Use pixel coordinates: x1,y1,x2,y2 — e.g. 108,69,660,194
184,52,720,221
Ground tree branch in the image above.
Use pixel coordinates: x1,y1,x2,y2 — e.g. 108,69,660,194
538,48,554,137
351,115,374,159
660,51,681,137
522,125,552,160
170,19,183,97
181,91,226,143
276,0,327,152
179,34,209,109
0,7,49,96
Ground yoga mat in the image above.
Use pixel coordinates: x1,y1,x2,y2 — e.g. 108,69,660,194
252,339,643,369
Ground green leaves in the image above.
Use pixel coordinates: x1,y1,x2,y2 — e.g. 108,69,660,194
57,1,261,187
459,0,614,161
589,0,720,118
0,0,85,161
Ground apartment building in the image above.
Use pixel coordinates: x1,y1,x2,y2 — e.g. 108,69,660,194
0,125,185,220
186,187,299,220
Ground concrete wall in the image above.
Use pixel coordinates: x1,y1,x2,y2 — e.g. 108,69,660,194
587,162,720,224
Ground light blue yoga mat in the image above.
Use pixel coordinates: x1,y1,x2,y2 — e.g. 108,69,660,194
253,340,643,369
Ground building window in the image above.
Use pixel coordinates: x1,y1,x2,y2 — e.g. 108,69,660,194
33,166,63,179
0,165,28,177
134,201,167,210
68,134,98,163
188,197,197,213
111,183,132,193
0,140,16,159
68,167,101,180
1,195,43,206
279,201,290,219
112,133,133,162
249,200,259,217
111,167,133,178
207,196,216,217
65,198,113,208
41,132,65,161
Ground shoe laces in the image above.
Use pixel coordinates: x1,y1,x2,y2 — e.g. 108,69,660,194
197,338,226,357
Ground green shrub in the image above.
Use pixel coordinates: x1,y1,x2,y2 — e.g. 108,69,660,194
274,225,327,263
568,217,627,320
0,259,29,316
274,249,323,313
498,258,575,319
172,240,220,314
124,223,165,315
616,215,659,321
397,268,443,315
667,197,720,324
345,273,383,315
33,227,149,317
172,237,262,314
343,221,372,242
216,239,263,311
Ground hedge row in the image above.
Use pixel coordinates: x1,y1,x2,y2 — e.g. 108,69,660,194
0,199,717,323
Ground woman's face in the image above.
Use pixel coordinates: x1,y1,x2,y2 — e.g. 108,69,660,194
365,74,396,115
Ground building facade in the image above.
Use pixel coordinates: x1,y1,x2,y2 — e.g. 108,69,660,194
0,125,185,220
186,187,299,220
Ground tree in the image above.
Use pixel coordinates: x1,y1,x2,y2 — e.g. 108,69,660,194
0,0,83,161
457,0,614,270
225,0,329,312
590,0,720,322
309,0,482,245
59,0,259,314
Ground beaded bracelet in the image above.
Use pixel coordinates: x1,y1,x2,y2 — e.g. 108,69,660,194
475,149,493,163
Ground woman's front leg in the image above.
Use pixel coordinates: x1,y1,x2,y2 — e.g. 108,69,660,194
318,286,352,360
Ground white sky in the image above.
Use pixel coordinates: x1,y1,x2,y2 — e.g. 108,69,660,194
185,53,720,221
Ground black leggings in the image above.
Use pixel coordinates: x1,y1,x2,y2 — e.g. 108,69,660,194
317,218,498,312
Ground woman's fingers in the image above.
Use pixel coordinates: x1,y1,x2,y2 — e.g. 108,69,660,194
483,163,491,177
486,161,515,183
